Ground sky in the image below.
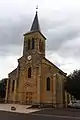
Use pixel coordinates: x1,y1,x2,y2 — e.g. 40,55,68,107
0,0,80,79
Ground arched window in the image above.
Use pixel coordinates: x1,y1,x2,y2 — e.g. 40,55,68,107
46,77,50,91
39,39,43,52
24,41,27,52
28,39,30,50
32,38,35,49
28,67,31,78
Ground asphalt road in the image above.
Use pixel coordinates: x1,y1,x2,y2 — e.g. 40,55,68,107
0,108,80,120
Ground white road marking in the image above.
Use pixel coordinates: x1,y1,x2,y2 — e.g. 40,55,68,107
31,113,80,119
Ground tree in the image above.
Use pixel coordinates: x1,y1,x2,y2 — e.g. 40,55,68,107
65,70,80,99
0,78,7,99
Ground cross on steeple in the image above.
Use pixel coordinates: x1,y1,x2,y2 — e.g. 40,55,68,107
36,5,38,13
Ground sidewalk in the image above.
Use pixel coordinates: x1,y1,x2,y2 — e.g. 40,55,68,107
0,104,40,114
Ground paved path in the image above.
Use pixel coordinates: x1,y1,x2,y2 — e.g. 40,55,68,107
0,104,40,113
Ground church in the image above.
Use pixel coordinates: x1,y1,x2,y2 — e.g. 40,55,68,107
5,11,71,108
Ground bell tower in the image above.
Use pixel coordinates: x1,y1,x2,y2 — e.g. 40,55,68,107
23,11,46,58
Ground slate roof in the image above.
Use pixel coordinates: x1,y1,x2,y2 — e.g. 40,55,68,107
30,11,40,32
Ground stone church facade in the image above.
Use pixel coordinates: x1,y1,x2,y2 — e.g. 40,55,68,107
5,11,71,108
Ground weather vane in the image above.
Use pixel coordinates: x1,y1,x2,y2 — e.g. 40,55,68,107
36,5,38,13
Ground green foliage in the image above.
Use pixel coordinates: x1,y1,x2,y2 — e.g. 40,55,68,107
65,70,80,99
0,78,7,98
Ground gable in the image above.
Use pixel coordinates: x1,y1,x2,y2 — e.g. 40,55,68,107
8,68,17,80
42,58,66,76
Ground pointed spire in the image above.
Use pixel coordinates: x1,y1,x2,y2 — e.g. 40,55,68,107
30,8,40,32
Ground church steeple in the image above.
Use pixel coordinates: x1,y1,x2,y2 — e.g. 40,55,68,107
23,10,46,57
30,11,40,32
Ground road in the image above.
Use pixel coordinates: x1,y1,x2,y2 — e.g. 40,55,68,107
0,108,80,120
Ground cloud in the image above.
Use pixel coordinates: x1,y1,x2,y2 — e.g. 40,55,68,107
0,9,80,57
0,15,32,56
45,11,80,52
1,0,80,79
57,37,80,59
0,56,18,79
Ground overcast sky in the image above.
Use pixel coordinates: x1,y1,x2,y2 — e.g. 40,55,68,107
0,0,80,79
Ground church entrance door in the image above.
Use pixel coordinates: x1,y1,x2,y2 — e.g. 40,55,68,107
26,92,32,104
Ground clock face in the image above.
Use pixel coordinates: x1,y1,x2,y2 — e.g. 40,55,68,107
27,55,32,60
